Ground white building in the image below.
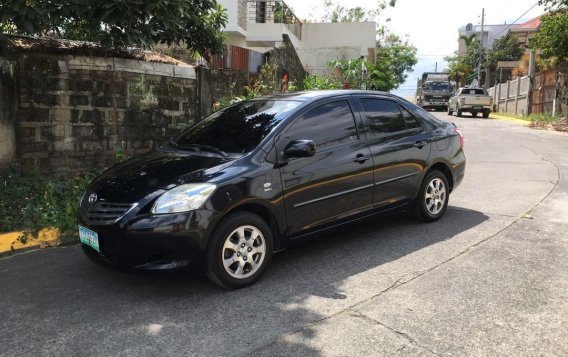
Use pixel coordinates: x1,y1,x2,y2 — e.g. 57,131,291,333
217,0,377,75
457,23,511,55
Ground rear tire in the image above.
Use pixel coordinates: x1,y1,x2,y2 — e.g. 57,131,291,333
472,111,478,118
205,212,273,289
483,110,490,118
413,169,450,222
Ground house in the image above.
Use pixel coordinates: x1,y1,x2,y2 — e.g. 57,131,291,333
508,15,542,49
217,0,376,76
457,23,510,55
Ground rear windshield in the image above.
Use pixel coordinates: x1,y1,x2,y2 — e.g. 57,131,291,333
174,100,301,154
461,88,486,95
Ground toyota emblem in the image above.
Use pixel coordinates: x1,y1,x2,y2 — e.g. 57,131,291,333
88,193,98,205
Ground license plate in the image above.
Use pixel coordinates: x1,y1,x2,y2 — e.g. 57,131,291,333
473,106,482,110
79,225,100,252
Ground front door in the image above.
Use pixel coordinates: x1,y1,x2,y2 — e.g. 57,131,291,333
276,98,374,237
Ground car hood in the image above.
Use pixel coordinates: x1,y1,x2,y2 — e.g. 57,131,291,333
89,150,236,203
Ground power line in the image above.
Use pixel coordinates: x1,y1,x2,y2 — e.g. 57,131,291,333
493,1,540,38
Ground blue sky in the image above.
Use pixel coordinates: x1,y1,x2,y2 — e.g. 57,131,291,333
286,0,545,98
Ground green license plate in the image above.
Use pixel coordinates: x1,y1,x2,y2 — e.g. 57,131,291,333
79,225,100,252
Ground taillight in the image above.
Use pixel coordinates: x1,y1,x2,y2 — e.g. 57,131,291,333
460,96,466,104
454,126,464,147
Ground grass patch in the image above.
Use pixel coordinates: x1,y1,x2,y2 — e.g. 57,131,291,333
528,113,561,123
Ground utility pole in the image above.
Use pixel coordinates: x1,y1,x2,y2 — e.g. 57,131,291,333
477,8,485,86
435,62,438,73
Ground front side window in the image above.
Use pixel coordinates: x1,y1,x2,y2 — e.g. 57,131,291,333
361,99,407,136
175,100,301,154
284,100,358,151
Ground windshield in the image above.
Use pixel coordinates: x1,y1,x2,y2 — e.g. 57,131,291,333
174,100,301,154
424,82,450,91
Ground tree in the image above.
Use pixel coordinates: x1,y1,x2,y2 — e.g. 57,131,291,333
0,0,228,55
530,0,568,62
459,34,478,48
375,33,418,91
444,40,478,85
326,35,417,92
311,0,416,91
321,0,396,23
484,34,523,71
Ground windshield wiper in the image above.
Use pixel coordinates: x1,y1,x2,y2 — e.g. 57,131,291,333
170,142,228,157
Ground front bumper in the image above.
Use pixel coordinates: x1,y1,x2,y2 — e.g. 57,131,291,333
78,209,218,272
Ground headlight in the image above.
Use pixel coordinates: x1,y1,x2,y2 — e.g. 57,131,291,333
152,183,216,214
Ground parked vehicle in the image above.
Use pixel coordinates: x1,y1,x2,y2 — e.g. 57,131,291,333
416,72,453,111
78,91,466,289
448,87,492,118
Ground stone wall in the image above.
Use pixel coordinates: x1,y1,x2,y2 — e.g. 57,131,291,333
7,53,198,175
267,35,306,88
1,37,307,176
0,58,17,168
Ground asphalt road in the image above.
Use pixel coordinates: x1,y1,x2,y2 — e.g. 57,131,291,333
1,112,567,356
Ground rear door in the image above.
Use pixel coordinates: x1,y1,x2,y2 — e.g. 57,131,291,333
276,97,374,237
356,97,432,208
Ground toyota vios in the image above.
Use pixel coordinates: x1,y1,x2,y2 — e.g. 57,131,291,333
78,91,465,289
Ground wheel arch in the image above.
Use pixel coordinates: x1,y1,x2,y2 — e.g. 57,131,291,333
421,160,455,193
216,200,284,251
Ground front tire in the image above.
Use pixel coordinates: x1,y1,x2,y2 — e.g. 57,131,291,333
414,170,450,222
205,212,273,289
447,106,453,116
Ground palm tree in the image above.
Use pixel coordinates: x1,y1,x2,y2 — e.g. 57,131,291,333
459,34,478,48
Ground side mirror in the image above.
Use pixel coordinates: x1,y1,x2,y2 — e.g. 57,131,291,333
284,140,316,158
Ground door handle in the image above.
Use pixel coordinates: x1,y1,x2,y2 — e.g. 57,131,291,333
413,140,428,148
353,153,370,164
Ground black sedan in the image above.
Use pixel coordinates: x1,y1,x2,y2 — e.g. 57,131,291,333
78,90,466,289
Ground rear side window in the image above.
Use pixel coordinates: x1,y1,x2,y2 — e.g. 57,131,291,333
360,99,407,136
285,100,358,150
401,107,421,129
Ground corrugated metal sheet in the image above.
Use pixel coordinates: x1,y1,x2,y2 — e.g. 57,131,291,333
208,45,264,73
230,45,249,72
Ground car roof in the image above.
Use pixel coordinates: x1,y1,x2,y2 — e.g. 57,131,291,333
253,90,394,102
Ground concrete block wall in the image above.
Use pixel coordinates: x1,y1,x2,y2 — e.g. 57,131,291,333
0,58,17,168
10,53,198,175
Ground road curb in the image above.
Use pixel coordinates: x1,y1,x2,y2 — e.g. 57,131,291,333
0,228,61,257
489,114,530,125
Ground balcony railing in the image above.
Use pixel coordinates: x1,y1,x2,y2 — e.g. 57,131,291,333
247,1,302,39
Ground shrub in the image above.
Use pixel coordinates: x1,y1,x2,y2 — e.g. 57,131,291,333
0,163,97,242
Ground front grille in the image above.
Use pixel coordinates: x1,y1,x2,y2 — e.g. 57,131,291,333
85,202,135,224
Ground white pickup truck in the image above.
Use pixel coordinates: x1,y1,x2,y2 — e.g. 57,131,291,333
448,87,493,118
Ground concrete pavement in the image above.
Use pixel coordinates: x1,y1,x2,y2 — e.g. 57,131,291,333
1,112,567,356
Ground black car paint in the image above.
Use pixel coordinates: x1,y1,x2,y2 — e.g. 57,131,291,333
78,91,465,271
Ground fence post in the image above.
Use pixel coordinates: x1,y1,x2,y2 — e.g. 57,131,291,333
514,77,521,115
552,71,559,116
505,80,510,113
497,83,501,112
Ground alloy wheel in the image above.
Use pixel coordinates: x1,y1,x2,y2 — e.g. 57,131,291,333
221,225,266,279
425,178,447,215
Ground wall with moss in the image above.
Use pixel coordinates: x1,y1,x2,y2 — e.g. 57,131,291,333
3,53,198,175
